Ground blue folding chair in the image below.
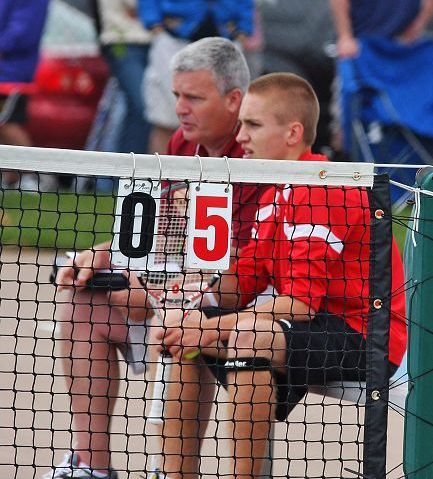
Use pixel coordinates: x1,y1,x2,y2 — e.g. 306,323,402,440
338,36,433,210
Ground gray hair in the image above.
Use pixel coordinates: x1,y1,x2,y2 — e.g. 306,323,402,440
171,37,250,95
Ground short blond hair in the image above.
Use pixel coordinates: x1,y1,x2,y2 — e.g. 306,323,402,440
248,73,320,146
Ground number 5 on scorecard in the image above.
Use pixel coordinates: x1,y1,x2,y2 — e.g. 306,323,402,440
186,182,233,270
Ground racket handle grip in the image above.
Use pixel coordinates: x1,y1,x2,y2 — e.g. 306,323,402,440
148,354,173,425
183,349,200,360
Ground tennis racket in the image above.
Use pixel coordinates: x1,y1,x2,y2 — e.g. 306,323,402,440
139,182,218,478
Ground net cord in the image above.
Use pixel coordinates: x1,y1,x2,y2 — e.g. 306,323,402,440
0,144,374,187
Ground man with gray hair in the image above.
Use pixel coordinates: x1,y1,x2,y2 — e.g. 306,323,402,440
46,37,269,479
167,36,264,247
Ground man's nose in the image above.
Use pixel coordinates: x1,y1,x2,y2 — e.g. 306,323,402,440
175,97,189,115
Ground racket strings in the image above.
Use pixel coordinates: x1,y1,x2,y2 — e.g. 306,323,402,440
142,186,216,315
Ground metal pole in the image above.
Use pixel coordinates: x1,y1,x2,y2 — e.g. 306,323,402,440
403,167,433,478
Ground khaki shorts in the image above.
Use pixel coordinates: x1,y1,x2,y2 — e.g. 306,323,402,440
144,31,188,129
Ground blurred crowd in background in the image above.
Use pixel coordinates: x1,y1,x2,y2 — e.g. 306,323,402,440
1,0,433,195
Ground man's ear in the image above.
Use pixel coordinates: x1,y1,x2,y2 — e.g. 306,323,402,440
225,88,243,113
286,121,304,146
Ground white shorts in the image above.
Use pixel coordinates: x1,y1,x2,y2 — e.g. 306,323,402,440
144,31,188,129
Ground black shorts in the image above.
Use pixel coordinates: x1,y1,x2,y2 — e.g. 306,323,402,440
202,312,397,422
0,93,28,124
274,313,368,421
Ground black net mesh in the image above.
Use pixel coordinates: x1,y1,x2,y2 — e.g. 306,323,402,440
0,168,412,479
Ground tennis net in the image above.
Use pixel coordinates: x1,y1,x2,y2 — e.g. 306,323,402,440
0,145,416,479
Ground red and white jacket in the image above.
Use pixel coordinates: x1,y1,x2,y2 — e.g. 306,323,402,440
235,152,406,366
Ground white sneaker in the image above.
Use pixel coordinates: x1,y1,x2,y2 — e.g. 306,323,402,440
41,453,118,479
142,470,168,479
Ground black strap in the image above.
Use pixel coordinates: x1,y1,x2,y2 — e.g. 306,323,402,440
224,357,272,371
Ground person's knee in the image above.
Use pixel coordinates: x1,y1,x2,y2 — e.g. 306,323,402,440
227,317,286,366
228,317,272,356
56,292,113,341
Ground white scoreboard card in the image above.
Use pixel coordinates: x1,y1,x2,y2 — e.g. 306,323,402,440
186,182,233,270
111,178,161,271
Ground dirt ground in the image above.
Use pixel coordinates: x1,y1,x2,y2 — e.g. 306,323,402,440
0,246,405,479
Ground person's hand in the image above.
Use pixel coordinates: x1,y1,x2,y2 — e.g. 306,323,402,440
125,6,138,19
398,0,433,44
56,248,110,291
108,271,153,323
155,309,213,359
398,20,425,44
151,24,164,35
336,35,359,58
235,32,249,49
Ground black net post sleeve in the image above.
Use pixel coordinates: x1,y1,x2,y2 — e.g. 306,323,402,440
364,173,393,478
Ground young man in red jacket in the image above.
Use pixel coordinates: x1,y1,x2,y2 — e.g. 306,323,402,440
157,72,407,478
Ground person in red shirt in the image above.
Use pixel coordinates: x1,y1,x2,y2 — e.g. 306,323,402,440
157,72,407,478
167,37,270,248
51,37,269,479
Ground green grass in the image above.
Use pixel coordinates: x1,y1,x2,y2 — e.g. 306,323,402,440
0,190,412,252
0,191,115,250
